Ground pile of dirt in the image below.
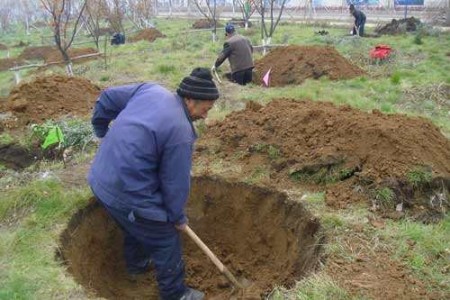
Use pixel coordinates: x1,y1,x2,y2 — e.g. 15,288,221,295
128,28,165,43
13,41,29,48
19,46,98,63
196,100,450,218
375,17,422,35
192,19,222,29
1,75,101,127
59,177,323,299
0,43,8,50
18,46,55,61
228,18,253,28
0,58,24,71
43,47,98,63
254,45,365,87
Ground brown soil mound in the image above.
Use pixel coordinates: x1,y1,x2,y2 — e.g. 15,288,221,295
0,43,8,50
1,75,100,127
254,46,365,87
192,19,219,29
19,46,98,63
0,58,24,71
197,100,450,218
375,17,422,35
43,47,98,63
18,46,55,61
59,176,323,299
129,28,165,43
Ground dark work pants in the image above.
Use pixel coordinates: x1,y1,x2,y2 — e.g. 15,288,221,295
353,20,365,37
232,68,253,85
98,199,186,300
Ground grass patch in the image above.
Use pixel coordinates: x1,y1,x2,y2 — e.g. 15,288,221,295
0,179,90,299
407,166,433,187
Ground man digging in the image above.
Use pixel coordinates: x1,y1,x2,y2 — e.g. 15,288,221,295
88,68,219,300
350,4,366,37
212,24,254,85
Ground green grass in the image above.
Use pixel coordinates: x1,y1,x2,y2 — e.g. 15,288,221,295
407,166,433,187
381,217,450,291
0,179,90,299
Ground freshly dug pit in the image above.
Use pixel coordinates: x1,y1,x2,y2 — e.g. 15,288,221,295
196,100,450,218
254,45,365,87
1,75,101,128
0,143,36,170
375,17,422,35
59,176,323,299
129,28,166,43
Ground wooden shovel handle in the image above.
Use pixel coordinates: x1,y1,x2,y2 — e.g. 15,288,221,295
184,225,243,289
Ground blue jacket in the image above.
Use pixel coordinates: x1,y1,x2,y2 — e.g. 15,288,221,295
88,83,196,225
352,9,366,27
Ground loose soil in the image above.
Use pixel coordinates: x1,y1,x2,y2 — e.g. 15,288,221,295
0,75,101,128
128,28,166,43
0,58,24,71
375,17,422,35
0,143,36,170
0,43,8,50
192,19,223,29
196,99,450,218
19,46,98,63
253,45,365,87
58,176,323,299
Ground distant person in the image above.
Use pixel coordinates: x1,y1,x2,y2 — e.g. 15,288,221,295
111,32,125,45
89,68,220,300
350,4,366,37
212,24,254,85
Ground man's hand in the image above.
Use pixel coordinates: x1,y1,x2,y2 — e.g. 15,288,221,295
175,223,187,232
211,65,216,73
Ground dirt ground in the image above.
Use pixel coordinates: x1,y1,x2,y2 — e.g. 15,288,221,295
196,99,450,218
18,46,98,63
253,45,365,87
0,43,8,50
0,75,101,128
0,57,24,71
375,17,422,35
59,176,323,299
128,28,166,43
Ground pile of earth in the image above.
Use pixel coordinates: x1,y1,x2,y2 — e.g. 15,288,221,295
19,46,98,63
128,28,165,42
228,18,253,28
375,17,422,35
0,43,8,50
0,75,101,128
253,45,365,87
196,100,450,220
13,41,29,48
192,19,223,29
0,58,23,71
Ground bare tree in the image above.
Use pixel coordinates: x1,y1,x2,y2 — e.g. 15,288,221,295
83,0,106,49
103,0,125,33
236,0,256,30
191,0,218,41
40,0,87,76
125,0,154,29
254,0,288,54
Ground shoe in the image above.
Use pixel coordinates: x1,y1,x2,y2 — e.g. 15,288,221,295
179,288,205,300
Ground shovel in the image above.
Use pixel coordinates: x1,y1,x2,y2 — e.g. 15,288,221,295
184,225,243,290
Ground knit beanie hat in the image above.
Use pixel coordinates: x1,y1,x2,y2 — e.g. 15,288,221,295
177,68,220,101
225,23,235,34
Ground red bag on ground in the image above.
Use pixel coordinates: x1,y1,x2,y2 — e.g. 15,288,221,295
370,44,392,60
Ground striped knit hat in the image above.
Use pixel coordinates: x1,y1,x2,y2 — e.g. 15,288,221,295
177,68,220,101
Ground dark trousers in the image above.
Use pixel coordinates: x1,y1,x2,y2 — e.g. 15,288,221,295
353,21,365,37
232,68,253,85
99,200,186,300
